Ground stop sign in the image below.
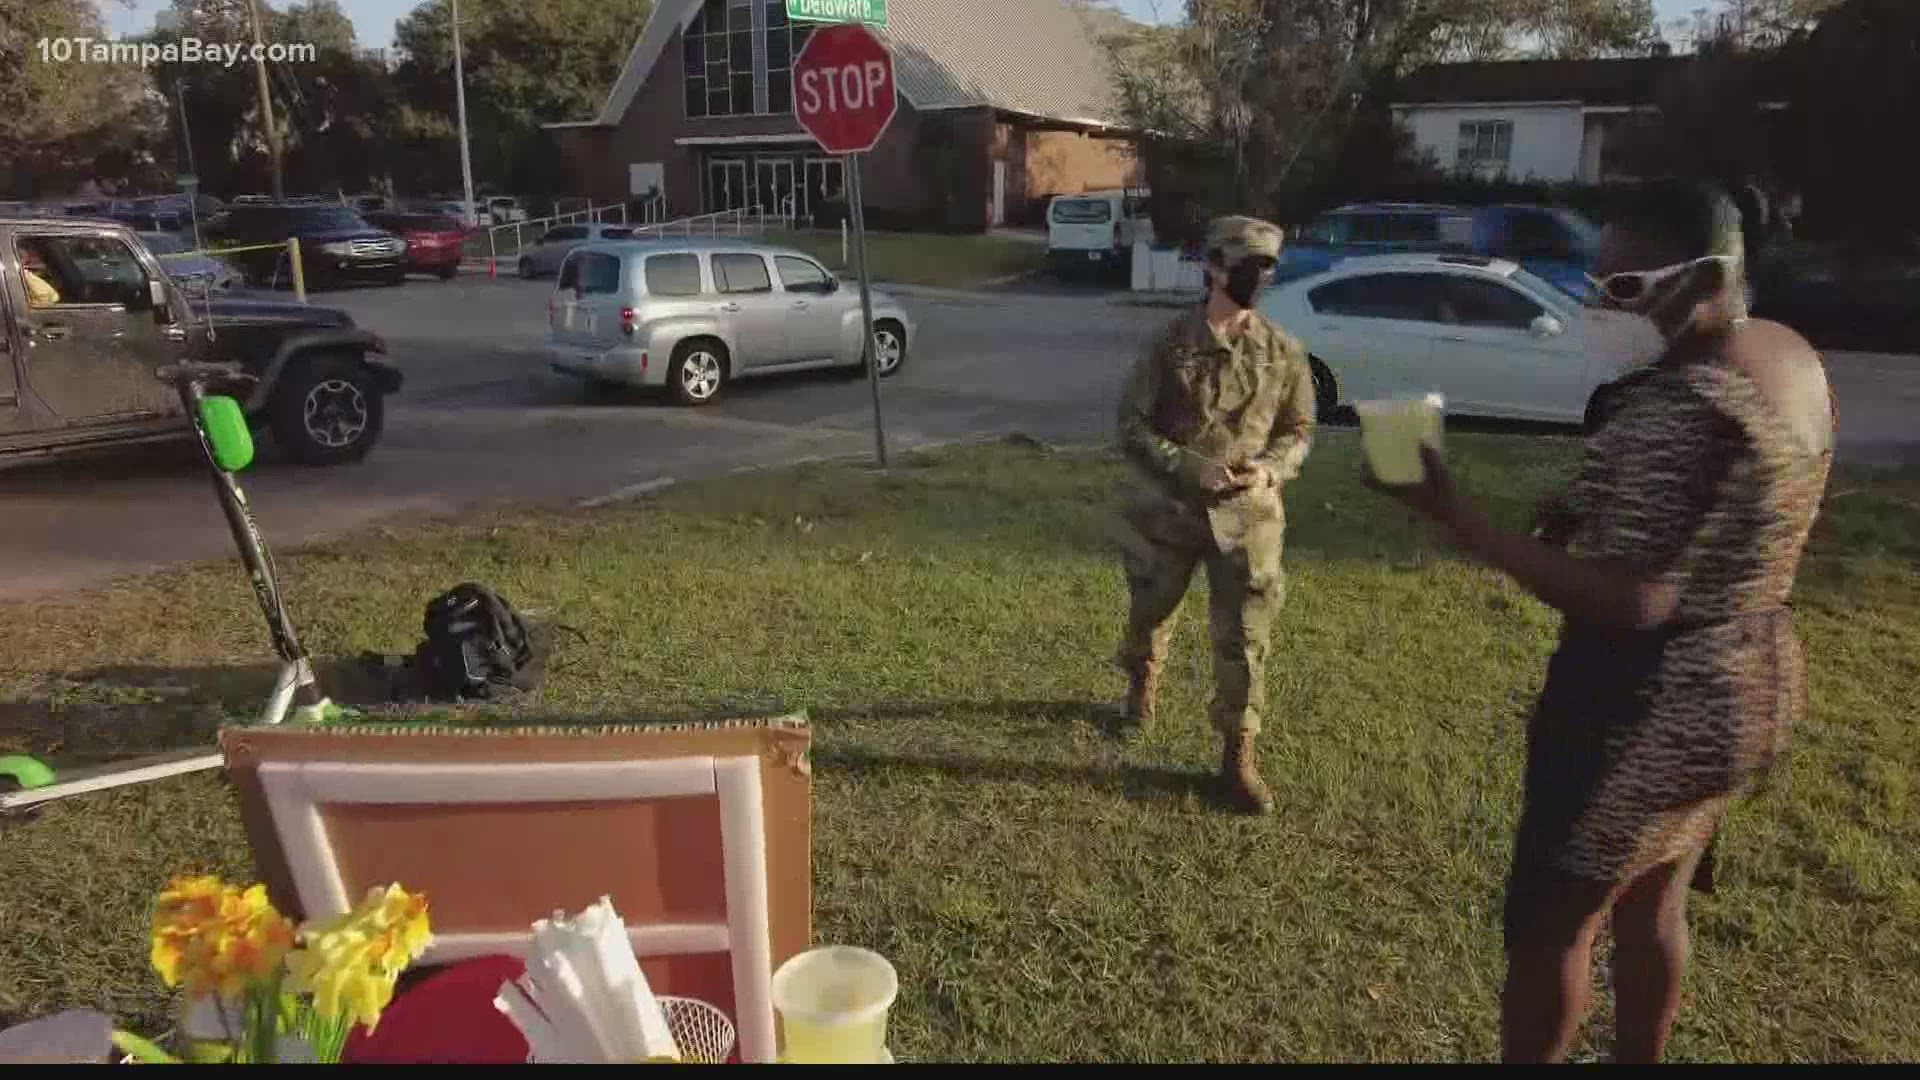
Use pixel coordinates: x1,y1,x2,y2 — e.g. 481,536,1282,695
791,23,897,156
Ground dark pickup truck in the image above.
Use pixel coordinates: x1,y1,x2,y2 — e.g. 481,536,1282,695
2,217,402,465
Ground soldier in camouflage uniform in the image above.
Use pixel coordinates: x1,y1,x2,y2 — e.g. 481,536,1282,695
1112,215,1317,814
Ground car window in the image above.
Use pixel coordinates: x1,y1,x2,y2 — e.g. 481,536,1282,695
1052,198,1112,224
1440,276,1544,330
1301,214,1340,245
295,207,370,232
579,251,622,295
1389,214,1440,245
712,253,772,294
1307,272,1448,321
1503,211,1571,258
17,234,153,308
774,255,831,294
644,253,703,296
599,226,633,240
140,233,188,255
1345,213,1392,245
557,253,581,292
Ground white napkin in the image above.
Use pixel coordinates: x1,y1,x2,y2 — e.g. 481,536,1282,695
493,897,679,1063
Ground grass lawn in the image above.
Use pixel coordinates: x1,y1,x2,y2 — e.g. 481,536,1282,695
1,435,1916,1061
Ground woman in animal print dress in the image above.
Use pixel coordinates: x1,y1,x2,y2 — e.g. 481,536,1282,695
1371,181,1836,1063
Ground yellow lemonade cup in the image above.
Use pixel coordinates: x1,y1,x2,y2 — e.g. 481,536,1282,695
771,946,898,1064
1357,394,1446,486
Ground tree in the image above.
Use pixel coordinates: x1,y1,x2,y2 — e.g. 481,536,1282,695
0,0,167,197
1788,0,1920,249
1102,0,1660,238
1709,0,1843,48
393,0,651,196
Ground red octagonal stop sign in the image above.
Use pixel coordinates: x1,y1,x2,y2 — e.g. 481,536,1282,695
791,23,898,156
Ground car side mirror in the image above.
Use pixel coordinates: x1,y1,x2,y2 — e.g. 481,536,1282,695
149,278,168,310
823,276,839,293
1531,314,1564,338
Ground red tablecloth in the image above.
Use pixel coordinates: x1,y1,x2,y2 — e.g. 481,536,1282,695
341,956,530,1065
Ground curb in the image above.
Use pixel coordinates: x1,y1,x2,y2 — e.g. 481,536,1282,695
572,433,1112,509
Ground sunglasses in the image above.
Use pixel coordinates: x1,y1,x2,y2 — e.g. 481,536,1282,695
1588,254,1738,305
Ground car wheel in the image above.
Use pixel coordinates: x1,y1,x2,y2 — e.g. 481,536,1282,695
1582,385,1616,436
1309,357,1338,422
517,256,536,279
438,265,458,281
668,339,728,406
385,270,407,286
872,321,907,378
268,352,386,465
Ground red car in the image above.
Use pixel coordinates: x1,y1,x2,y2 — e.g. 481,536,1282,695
368,212,467,279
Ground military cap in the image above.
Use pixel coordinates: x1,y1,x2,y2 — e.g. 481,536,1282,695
1206,215,1284,266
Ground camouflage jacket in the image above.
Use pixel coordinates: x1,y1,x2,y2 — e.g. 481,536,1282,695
1117,307,1316,505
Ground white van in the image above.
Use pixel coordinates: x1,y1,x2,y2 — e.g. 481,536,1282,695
1046,188,1152,280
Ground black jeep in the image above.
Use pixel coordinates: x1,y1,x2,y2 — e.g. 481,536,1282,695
2,217,402,466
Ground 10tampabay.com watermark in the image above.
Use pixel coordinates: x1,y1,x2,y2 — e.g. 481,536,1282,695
36,36,318,68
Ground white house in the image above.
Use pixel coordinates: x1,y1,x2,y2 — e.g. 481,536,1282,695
1390,56,1787,184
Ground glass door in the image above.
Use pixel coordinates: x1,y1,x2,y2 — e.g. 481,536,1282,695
707,158,749,213
754,158,797,221
801,158,846,224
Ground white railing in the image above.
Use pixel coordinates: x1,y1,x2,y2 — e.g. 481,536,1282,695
479,205,771,272
627,207,769,241
485,200,631,262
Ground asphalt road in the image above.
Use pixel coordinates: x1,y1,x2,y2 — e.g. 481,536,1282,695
1,275,1913,600
0,276,1164,600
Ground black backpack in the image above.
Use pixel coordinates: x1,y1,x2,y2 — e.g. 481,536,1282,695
412,583,544,702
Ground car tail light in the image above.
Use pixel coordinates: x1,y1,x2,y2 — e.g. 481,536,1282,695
1113,223,1123,249
639,351,648,373
620,307,636,336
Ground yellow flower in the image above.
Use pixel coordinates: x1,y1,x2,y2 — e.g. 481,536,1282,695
285,884,431,1032
149,876,296,998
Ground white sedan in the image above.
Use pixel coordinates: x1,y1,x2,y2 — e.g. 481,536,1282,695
1260,253,1664,428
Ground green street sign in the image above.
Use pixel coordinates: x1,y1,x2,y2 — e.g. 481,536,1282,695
177,174,199,191
787,0,887,26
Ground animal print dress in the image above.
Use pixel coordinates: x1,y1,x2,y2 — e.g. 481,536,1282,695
1508,327,1834,911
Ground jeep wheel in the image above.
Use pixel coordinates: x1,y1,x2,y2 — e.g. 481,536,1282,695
269,352,386,465
517,256,536,279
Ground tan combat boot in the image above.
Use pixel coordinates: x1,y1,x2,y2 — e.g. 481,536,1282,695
1219,730,1274,815
1122,664,1162,737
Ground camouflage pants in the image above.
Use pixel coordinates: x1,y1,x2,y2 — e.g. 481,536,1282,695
1114,489,1285,735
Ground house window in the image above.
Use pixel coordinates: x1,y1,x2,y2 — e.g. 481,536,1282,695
684,0,756,118
765,1,812,116
1456,120,1513,174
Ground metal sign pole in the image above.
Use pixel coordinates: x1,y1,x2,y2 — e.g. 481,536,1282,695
846,153,887,469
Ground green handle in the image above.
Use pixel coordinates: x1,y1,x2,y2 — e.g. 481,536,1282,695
0,754,56,789
198,395,254,473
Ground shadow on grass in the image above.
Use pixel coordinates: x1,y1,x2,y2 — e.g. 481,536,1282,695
813,697,1128,738
812,744,1213,808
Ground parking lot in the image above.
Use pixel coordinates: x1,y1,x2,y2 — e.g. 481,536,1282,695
1,271,1913,600
0,275,1167,598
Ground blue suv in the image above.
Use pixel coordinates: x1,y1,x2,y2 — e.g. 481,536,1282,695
1279,203,1600,299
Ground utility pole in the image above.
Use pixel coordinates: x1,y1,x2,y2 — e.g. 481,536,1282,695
244,0,284,199
175,80,200,182
177,80,203,249
451,0,477,230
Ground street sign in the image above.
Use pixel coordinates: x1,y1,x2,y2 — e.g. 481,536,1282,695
787,0,886,27
791,21,896,469
791,22,898,156
177,174,199,191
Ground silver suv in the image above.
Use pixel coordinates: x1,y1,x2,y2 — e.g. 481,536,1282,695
544,239,913,405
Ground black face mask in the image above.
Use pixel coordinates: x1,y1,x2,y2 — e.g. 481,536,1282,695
1222,258,1271,309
